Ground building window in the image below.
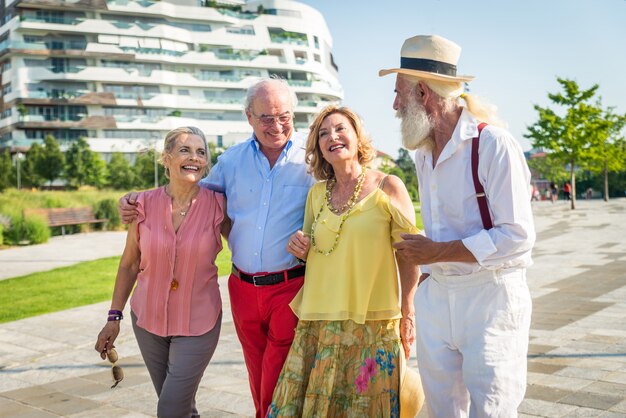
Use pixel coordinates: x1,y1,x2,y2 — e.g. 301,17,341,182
314,36,319,49
2,83,11,95
217,135,223,147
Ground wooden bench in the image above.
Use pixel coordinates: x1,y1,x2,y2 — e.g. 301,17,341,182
24,207,108,235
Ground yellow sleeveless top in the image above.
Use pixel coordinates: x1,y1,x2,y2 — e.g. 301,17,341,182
290,180,418,324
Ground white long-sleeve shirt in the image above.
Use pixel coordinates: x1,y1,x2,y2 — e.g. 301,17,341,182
414,108,535,276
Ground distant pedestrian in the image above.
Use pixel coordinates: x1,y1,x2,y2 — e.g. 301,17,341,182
586,187,593,200
563,182,572,201
550,182,558,203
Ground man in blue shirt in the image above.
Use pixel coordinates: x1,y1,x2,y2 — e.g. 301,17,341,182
201,78,313,417
119,78,314,418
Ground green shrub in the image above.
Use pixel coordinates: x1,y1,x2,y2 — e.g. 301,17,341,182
4,214,50,245
93,199,121,230
0,223,3,246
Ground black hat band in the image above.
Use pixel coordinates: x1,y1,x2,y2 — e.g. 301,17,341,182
400,57,457,77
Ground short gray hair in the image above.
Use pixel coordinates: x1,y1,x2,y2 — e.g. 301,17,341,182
244,76,298,113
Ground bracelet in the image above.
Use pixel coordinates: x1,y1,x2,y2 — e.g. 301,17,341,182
108,310,124,321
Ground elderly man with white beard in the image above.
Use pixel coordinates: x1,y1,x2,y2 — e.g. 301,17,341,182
380,35,535,418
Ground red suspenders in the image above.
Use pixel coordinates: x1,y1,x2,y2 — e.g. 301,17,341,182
471,123,493,230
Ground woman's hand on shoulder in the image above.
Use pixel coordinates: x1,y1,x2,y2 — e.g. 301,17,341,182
287,230,310,261
400,312,416,359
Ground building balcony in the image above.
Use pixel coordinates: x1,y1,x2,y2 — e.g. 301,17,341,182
15,0,107,9
20,16,85,25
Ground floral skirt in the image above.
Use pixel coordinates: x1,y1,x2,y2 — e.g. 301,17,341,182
267,319,401,418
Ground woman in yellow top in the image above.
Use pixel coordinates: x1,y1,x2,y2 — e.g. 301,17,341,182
268,106,420,417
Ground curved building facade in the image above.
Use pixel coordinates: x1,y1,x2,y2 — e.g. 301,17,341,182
0,0,343,156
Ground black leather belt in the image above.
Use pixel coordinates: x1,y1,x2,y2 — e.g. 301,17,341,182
232,264,305,286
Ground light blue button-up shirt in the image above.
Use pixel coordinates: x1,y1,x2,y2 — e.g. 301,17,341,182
200,133,315,273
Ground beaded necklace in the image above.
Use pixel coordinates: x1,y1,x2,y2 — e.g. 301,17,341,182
310,167,367,256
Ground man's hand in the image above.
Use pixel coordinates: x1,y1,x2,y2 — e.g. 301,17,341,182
394,234,477,265
118,192,139,224
393,233,440,265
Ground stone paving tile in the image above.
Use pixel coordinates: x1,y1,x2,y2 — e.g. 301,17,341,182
601,371,626,385
524,384,572,402
22,391,100,416
527,361,566,375
561,407,616,418
583,381,626,397
554,366,613,381
536,374,595,392
519,398,578,417
195,388,255,416
109,393,157,416
559,390,624,411
611,399,626,413
66,405,153,417
0,397,59,418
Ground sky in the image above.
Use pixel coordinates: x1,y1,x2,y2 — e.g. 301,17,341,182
297,0,626,158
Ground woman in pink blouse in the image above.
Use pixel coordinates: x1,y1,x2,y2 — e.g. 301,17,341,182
95,126,227,417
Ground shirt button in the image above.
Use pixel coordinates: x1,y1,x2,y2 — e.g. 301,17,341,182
254,252,258,256
258,226,262,230
263,202,267,206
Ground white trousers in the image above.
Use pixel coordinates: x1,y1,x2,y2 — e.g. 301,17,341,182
414,268,532,418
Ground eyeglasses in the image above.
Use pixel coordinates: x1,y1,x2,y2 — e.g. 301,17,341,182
104,348,124,388
251,112,292,126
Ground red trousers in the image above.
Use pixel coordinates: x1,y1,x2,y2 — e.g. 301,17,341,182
228,273,303,418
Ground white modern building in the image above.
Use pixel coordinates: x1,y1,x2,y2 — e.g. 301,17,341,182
0,0,343,157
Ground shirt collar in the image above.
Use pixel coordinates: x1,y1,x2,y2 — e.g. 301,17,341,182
419,107,478,168
250,133,294,155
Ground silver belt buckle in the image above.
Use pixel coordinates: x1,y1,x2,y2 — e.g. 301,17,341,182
252,275,264,286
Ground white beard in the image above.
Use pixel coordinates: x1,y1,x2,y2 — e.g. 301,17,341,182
396,96,434,151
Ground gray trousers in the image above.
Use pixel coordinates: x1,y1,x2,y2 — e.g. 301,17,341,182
132,311,222,418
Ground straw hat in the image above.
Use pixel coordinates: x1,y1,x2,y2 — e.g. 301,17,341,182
399,353,425,418
379,35,474,83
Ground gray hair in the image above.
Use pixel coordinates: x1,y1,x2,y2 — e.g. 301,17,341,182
160,126,210,178
244,76,298,113
401,75,506,127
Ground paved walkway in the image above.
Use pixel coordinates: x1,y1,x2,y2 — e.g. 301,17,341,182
1,199,625,417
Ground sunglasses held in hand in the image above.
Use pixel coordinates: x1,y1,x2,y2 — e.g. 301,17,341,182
103,347,124,388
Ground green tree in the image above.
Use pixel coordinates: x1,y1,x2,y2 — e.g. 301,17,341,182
36,135,65,188
395,148,419,201
525,78,600,209
134,149,166,189
20,144,44,189
0,150,14,191
527,154,568,186
208,142,224,167
107,153,137,190
65,138,107,188
584,106,626,201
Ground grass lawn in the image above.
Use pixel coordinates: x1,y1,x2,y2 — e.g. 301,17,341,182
0,244,233,324
2,206,422,324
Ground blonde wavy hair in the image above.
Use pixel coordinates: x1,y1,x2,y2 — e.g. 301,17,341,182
306,105,376,181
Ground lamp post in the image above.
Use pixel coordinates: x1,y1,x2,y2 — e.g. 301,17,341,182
15,152,24,190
